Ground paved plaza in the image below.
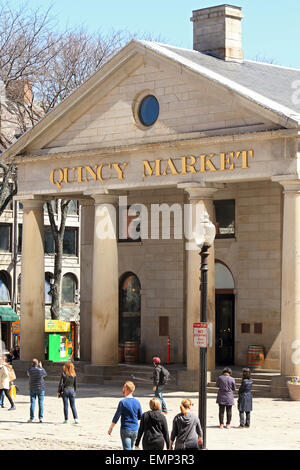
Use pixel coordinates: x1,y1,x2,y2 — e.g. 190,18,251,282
0,377,299,451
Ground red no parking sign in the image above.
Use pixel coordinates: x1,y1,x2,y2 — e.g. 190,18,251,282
193,322,208,348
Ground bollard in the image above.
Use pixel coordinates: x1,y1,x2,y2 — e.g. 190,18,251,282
167,336,170,364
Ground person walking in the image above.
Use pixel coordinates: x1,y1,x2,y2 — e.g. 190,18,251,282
57,361,79,424
108,381,142,450
216,367,236,429
135,398,169,450
0,358,16,410
27,358,47,423
169,399,203,450
152,357,169,414
238,368,253,428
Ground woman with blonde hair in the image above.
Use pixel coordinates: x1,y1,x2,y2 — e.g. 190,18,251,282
57,361,78,424
169,399,203,450
135,398,169,450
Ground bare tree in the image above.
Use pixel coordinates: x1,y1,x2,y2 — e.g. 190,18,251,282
0,2,165,319
46,199,71,320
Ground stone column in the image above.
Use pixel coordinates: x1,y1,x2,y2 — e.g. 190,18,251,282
179,184,217,371
90,193,119,365
79,198,95,361
279,179,300,377
20,199,45,360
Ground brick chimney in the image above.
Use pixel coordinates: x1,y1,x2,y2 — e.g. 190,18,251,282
191,4,244,62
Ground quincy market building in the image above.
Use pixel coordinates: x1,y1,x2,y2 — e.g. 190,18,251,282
3,5,300,391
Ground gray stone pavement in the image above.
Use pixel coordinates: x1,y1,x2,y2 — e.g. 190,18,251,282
0,378,299,450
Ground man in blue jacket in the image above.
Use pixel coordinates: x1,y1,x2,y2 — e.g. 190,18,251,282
108,381,142,450
27,358,47,423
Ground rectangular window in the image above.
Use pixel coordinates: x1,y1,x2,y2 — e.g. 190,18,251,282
214,200,235,238
44,226,55,254
63,227,78,255
44,226,78,256
0,223,12,251
68,200,79,215
118,205,141,242
18,224,22,253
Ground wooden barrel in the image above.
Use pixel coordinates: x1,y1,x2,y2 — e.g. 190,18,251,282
118,344,125,363
247,345,264,369
124,341,139,363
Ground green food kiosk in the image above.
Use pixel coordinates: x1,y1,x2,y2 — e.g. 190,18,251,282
45,320,73,362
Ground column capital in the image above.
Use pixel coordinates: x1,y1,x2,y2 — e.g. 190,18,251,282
18,198,45,210
85,190,120,205
177,182,219,200
272,175,300,192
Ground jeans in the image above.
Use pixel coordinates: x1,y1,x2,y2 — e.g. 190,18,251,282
62,388,78,420
239,411,251,427
120,429,138,450
30,390,45,420
219,405,232,425
0,390,4,406
155,385,167,412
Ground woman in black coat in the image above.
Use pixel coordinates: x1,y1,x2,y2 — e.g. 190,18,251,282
238,368,253,428
135,398,169,450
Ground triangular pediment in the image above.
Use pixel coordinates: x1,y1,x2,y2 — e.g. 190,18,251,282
3,40,299,161
39,59,281,154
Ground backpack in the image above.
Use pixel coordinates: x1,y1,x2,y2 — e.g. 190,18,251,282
159,365,170,385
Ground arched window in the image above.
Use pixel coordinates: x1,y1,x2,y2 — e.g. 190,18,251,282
0,271,11,303
62,273,77,304
215,261,235,291
119,272,141,344
45,272,53,304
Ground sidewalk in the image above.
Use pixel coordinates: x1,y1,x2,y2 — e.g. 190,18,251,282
0,378,299,450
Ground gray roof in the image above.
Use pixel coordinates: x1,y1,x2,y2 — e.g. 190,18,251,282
139,41,300,123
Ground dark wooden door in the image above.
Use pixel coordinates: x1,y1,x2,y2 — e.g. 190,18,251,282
215,294,235,366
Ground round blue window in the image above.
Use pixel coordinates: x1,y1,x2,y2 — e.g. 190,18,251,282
138,95,159,126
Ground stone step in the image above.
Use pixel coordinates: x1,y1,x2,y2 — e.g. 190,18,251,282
207,386,272,398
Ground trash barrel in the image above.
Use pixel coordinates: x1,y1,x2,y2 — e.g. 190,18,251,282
124,341,139,363
247,345,264,369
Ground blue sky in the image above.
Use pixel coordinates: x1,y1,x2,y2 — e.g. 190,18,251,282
9,0,300,68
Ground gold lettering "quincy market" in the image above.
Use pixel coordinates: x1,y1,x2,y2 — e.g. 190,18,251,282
50,162,127,189
49,150,254,189
142,150,254,178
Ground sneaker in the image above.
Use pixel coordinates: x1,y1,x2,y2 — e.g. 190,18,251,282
63,420,68,424
225,424,230,429
219,424,224,429
27,419,34,423
238,425,245,429
74,419,79,424
1,405,5,408
8,406,16,410
39,419,43,423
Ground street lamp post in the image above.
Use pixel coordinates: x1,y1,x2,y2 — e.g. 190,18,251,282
196,214,216,450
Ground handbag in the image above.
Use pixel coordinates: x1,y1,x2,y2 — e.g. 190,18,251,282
9,385,16,400
7,366,16,382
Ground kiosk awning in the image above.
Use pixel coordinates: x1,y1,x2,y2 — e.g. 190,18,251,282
0,307,19,322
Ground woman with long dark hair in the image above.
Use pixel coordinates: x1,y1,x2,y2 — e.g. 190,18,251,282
216,367,236,429
57,361,78,424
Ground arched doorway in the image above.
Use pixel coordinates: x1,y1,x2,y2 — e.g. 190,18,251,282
119,272,141,344
215,261,235,366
